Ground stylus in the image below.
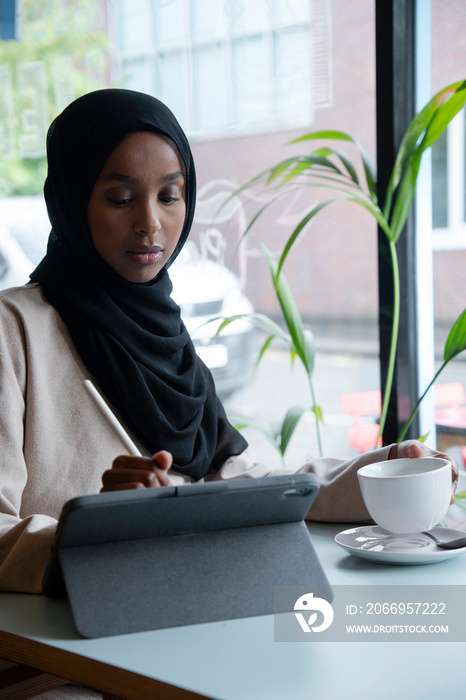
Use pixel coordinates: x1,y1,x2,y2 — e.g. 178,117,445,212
83,379,142,456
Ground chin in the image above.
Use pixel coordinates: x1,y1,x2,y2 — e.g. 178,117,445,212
125,267,163,283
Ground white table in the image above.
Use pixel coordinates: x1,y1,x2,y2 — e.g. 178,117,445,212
0,522,465,700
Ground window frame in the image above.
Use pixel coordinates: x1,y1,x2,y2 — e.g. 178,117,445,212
432,108,466,251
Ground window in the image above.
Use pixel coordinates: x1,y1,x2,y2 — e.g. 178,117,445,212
432,108,466,250
111,0,331,138
0,0,382,467
430,0,466,455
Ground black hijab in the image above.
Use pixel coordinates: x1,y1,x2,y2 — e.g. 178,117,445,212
30,88,247,480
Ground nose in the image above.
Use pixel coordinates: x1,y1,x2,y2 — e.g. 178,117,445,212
134,197,161,235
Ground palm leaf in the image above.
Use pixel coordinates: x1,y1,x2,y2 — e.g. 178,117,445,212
212,313,290,346
276,199,341,277
262,248,314,375
291,130,377,201
267,157,306,184
313,147,360,185
421,81,466,151
233,420,283,458
256,334,276,365
444,308,466,362
277,405,308,455
311,404,324,424
388,150,422,241
385,81,466,220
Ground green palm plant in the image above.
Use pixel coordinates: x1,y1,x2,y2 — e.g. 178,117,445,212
233,80,466,446
216,243,323,459
397,307,466,441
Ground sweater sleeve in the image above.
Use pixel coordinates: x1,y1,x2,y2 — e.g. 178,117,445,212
298,446,392,522
0,303,57,593
209,446,392,522
0,516,56,593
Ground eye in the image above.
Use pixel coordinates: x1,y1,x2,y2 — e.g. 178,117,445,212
159,184,183,205
107,197,133,207
104,187,134,207
159,195,178,204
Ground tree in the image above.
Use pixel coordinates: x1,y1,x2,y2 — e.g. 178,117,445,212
0,0,109,195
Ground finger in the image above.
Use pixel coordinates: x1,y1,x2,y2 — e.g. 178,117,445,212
100,469,170,491
407,441,427,459
446,455,459,503
112,455,155,471
405,443,459,503
101,481,146,492
388,441,458,502
101,468,161,488
151,450,173,472
389,440,430,460
151,465,172,487
388,441,413,459
421,447,459,487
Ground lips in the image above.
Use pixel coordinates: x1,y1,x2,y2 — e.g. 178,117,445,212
126,245,163,265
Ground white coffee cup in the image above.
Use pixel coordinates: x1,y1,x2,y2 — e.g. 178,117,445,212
357,457,451,534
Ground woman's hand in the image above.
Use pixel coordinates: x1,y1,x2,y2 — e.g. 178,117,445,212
388,440,459,504
101,450,173,492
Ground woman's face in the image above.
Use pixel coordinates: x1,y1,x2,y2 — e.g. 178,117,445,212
87,131,186,283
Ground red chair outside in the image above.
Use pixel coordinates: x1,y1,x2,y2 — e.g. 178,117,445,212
341,383,466,461
340,390,382,453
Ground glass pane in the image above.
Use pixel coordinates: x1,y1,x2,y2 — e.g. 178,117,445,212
0,0,379,468
0,65,16,160
232,35,271,125
184,0,378,465
431,129,448,229
274,27,313,126
156,51,188,126
192,43,229,131
191,0,227,38
229,0,270,33
430,0,466,459
274,0,312,26
153,0,185,44
464,113,466,223
117,0,155,52
121,56,156,94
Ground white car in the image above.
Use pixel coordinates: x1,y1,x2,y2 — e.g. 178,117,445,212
0,223,35,288
170,244,255,399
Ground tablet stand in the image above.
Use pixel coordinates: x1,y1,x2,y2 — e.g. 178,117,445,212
59,519,330,638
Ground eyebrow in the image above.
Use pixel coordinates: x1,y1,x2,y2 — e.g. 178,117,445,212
98,171,185,184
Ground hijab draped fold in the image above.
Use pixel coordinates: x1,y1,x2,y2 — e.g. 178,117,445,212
30,88,247,480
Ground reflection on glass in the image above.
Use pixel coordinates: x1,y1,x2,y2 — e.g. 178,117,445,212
153,0,184,44
275,28,312,123
191,0,227,37
193,43,229,131
232,36,271,125
0,0,381,465
156,51,187,126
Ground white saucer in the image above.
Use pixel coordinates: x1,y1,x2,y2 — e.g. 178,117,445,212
334,525,466,565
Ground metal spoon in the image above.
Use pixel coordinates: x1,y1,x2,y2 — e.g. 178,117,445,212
422,531,466,549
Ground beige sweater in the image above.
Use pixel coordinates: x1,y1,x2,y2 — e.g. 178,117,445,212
0,284,390,593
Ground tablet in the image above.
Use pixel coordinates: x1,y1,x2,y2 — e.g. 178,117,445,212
42,473,330,637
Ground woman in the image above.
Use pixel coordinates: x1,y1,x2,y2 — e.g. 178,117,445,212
0,89,458,596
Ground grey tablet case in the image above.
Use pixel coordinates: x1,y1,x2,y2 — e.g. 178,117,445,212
43,474,331,638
